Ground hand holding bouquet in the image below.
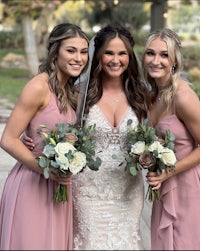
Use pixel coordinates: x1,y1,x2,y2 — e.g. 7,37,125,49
37,122,102,203
125,118,176,202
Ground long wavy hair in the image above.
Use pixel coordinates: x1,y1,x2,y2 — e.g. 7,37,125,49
38,23,89,113
84,24,147,123
142,28,183,112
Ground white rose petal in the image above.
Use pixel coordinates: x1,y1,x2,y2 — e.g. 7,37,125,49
55,154,70,170
69,151,86,174
54,142,76,156
160,147,176,166
131,141,145,155
148,141,164,154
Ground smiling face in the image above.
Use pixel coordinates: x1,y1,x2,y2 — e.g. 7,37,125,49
143,37,174,88
56,36,88,82
101,37,129,79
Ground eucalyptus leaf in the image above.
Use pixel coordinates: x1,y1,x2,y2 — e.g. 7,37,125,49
129,166,137,176
127,119,133,126
38,156,48,168
44,167,49,179
112,154,118,159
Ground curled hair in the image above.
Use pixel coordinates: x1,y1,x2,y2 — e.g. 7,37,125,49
84,24,147,122
142,28,183,111
39,23,89,113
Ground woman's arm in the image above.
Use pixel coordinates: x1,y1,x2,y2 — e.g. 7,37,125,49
0,76,47,174
147,85,200,190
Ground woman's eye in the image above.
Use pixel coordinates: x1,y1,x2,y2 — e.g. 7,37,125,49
119,51,128,56
105,51,113,55
161,53,168,58
146,51,154,56
81,50,88,55
67,49,75,54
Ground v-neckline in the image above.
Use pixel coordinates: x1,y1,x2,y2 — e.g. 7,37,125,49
95,104,130,129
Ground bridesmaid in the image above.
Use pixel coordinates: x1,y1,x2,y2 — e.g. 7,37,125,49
0,23,89,250
143,28,200,250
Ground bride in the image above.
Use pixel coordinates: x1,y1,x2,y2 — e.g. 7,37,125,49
72,24,147,250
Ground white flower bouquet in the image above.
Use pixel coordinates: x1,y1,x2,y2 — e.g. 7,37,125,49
123,119,176,202
37,122,102,203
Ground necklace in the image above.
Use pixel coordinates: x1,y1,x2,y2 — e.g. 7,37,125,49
103,94,124,102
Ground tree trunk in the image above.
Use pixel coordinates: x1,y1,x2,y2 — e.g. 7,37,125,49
21,14,39,77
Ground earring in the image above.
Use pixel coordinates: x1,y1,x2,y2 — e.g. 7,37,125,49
172,65,175,75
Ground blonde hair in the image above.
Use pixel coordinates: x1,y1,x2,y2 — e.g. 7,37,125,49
142,28,183,111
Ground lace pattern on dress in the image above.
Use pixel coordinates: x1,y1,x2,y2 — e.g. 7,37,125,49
73,105,144,250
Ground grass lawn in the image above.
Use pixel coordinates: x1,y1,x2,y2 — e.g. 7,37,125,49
0,68,30,104
0,48,29,104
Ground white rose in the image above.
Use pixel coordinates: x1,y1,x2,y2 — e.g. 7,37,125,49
69,151,86,174
54,142,76,170
148,141,164,156
54,142,76,155
160,147,176,166
131,141,145,155
55,154,70,170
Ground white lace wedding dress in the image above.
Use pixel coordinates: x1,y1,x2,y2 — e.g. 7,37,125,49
72,104,144,250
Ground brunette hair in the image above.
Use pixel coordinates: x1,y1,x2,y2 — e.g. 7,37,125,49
84,24,147,122
39,23,89,113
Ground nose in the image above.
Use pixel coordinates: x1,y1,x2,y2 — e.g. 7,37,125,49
74,52,81,61
152,54,160,64
111,54,119,63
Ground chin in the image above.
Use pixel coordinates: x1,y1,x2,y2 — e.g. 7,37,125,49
149,72,162,78
70,70,82,77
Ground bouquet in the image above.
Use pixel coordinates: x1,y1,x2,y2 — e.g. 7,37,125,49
124,118,176,202
37,121,102,203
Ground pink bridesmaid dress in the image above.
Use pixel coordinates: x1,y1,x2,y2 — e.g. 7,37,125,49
148,93,200,250
0,91,76,250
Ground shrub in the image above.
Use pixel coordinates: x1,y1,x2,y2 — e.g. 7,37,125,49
188,67,200,82
0,31,24,49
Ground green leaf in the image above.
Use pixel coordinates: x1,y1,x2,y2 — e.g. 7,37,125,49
38,156,48,168
50,160,59,168
42,144,55,158
127,119,133,126
112,154,118,159
44,167,49,179
129,166,138,176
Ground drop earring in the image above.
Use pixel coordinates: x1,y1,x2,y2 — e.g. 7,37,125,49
172,65,175,75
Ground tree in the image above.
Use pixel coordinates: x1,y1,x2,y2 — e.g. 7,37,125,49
2,0,63,76
81,0,149,34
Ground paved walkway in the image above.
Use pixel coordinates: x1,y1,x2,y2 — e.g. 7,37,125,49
0,104,152,250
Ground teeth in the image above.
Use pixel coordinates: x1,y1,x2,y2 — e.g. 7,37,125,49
110,66,120,70
71,65,81,69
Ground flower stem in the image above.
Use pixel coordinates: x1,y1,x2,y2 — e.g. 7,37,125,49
54,184,68,203
145,185,160,202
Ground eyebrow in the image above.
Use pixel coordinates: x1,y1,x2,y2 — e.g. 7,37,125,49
105,49,127,52
146,48,168,53
65,46,88,50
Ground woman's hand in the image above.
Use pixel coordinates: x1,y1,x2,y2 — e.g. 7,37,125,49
21,134,35,151
48,168,72,185
146,169,171,190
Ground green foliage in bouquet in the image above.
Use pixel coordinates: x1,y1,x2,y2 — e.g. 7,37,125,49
114,118,177,202
37,120,101,203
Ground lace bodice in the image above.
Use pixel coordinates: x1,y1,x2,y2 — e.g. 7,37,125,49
72,105,144,250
